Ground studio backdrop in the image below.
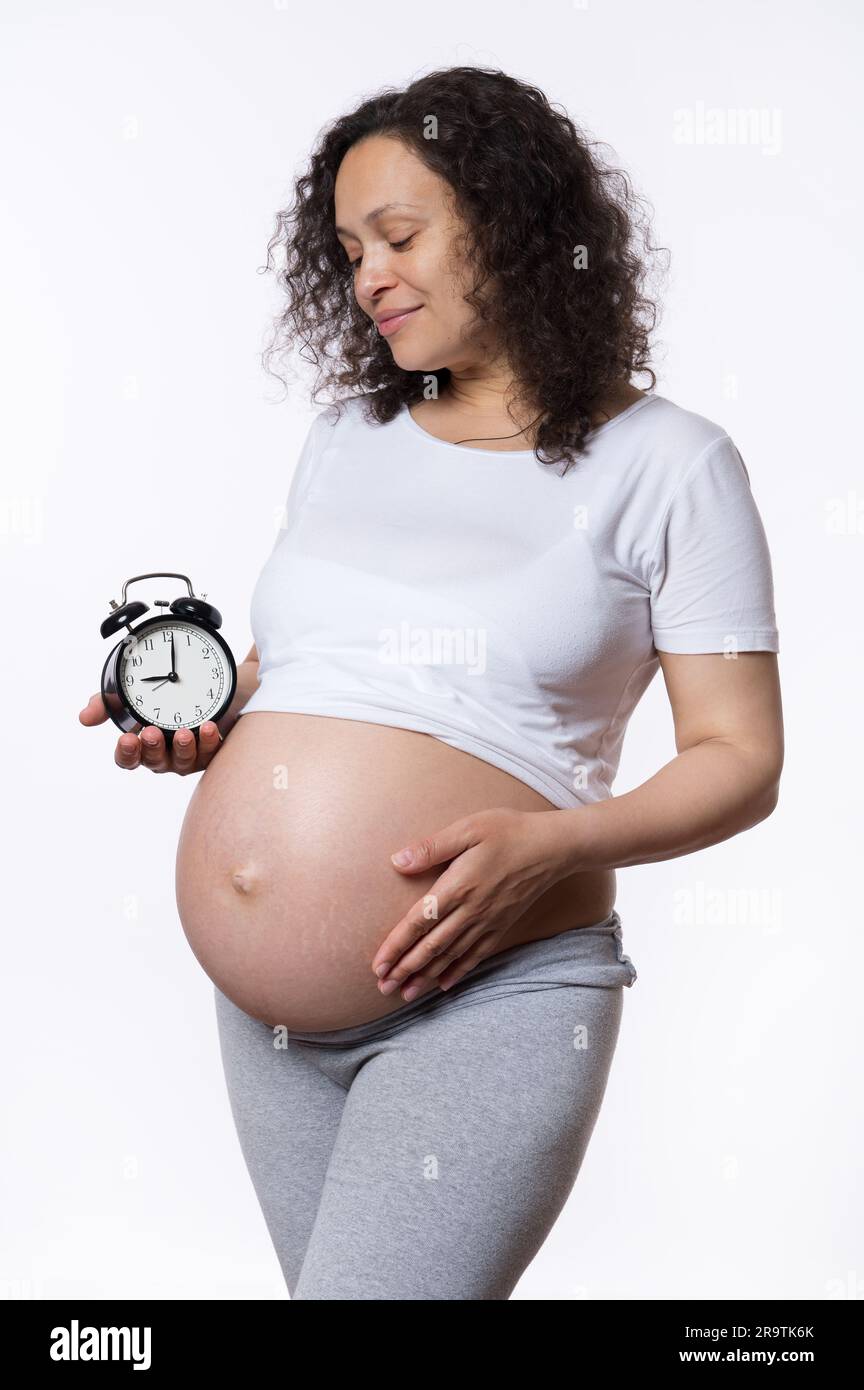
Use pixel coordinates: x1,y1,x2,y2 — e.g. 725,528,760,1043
1,0,861,1301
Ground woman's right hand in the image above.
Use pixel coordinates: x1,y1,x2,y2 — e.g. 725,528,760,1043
78,693,227,774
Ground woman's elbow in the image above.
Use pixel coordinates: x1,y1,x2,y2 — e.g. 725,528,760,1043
754,769,782,822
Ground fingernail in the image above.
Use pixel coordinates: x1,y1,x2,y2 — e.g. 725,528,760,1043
374,962,391,978
402,985,420,1001
378,978,399,994
391,849,413,866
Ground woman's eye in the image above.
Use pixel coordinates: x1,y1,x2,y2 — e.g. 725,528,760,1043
344,234,415,271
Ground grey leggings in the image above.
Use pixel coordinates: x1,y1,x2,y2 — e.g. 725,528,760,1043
214,909,637,1300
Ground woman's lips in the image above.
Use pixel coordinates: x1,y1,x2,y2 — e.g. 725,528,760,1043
376,306,423,336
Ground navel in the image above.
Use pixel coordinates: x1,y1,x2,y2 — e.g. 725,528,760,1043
231,865,259,896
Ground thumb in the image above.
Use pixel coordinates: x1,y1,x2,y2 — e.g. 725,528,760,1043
79,692,108,725
390,817,478,873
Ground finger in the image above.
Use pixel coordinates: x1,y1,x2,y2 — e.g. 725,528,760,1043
409,920,497,986
372,859,476,976
138,726,170,771
79,693,109,726
170,727,198,773
115,731,142,770
435,930,501,991
392,975,438,1003
389,815,480,874
195,721,224,769
377,906,474,993
392,923,498,1001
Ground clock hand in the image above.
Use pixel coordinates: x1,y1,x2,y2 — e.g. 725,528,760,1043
150,669,179,692
171,633,176,676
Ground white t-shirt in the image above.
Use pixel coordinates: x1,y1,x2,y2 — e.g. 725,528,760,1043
239,390,780,811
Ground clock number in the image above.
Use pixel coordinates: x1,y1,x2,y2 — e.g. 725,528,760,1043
143,638,154,651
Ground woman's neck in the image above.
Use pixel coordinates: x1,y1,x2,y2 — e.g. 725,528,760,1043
415,378,645,450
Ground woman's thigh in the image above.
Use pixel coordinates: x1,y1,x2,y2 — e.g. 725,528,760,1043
213,984,348,1293
293,981,625,1301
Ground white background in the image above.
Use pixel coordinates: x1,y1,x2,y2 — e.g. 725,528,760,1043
2,0,861,1300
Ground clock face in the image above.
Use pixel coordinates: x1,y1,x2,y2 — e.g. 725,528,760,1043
118,620,230,730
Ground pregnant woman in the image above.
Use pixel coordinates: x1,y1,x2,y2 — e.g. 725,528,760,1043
80,67,784,1300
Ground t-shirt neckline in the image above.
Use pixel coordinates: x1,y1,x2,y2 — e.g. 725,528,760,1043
399,391,659,457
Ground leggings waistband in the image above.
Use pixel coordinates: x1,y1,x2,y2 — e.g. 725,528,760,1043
283,907,637,1048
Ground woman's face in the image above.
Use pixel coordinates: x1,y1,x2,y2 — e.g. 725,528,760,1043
334,134,492,375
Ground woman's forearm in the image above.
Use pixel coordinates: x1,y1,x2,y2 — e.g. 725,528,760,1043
219,659,260,735
548,739,781,877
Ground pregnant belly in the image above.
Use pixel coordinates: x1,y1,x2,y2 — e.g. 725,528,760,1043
174,711,615,1031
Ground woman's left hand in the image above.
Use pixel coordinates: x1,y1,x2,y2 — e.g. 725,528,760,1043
372,807,575,1000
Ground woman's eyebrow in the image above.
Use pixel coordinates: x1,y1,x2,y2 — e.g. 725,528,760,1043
334,202,422,236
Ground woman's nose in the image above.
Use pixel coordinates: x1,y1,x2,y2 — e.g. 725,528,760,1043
354,258,401,303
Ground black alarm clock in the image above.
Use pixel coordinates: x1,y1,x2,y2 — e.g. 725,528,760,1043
100,572,237,744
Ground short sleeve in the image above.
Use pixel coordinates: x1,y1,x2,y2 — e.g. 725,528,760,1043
648,434,780,654
269,410,327,550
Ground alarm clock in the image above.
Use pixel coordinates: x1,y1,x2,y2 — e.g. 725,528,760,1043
100,572,237,744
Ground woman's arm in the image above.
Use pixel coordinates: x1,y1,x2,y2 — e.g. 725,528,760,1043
551,649,784,874
219,643,260,735
375,650,783,993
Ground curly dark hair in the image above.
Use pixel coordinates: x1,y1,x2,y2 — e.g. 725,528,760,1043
259,66,668,472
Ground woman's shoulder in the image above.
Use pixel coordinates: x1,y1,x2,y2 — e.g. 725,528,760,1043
306,391,383,439
633,390,732,457
623,390,756,504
